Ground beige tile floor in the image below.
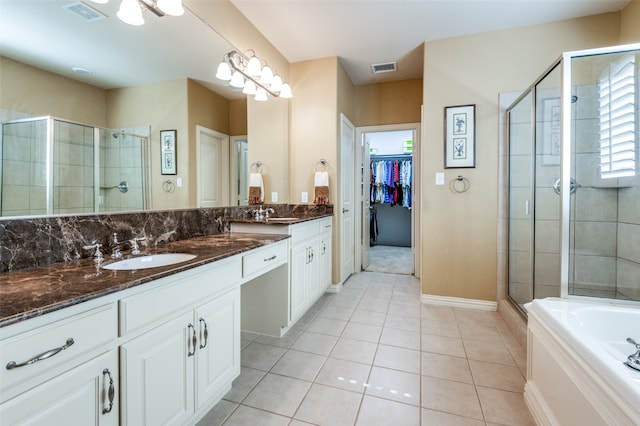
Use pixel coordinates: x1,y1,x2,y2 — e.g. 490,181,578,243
197,272,535,426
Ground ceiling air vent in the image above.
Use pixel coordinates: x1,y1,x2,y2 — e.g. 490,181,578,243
63,2,107,22
371,62,397,74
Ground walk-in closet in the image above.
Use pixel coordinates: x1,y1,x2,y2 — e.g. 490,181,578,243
365,129,414,275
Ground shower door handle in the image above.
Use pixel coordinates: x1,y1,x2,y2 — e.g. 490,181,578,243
552,177,578,195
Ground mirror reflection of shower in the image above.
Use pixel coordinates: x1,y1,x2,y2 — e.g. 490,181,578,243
0,116,150,216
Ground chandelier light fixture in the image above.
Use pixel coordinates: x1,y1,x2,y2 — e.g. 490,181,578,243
89,0,184,26
216,50,293,101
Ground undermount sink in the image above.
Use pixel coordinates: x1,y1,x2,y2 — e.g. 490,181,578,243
102,253,197,270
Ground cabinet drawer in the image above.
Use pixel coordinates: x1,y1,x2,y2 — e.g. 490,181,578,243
119,256,241,336
290,221,320,245
242,240,288,280
0,303,117,396
319,217,332,233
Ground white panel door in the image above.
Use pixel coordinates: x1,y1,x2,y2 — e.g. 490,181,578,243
340,114,355,282
120,312,194,426
195,288,240,409
197,126,229,208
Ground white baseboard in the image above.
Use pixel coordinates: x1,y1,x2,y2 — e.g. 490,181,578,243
421,294,497,311
325,282,343,293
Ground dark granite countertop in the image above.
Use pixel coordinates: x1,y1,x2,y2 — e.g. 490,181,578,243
229,213,332,225
0,232,290,328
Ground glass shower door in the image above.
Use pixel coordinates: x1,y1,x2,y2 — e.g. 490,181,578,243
533,65,562,299
508,91,533,307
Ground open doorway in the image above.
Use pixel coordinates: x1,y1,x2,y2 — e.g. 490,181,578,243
356,124,419,276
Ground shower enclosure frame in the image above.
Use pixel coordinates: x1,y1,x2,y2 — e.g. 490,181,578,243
506,43,640,312
0,115,151,217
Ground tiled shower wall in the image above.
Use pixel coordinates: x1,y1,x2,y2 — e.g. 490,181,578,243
53,119,95,214
1,119,47,216
570,84,639,300
99,126,149,213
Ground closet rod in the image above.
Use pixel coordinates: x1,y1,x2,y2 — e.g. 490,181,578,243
370,154,412,160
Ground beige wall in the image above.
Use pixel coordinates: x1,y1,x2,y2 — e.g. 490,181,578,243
107,79,189,210
289,57,339,204
621,0,640,43
421,13,621,302
229,98,248,136
0,57,107,126
354,78,423,127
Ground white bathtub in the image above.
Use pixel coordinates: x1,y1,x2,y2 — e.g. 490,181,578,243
525,298,640,425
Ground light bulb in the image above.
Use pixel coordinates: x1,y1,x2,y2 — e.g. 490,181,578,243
255,87,268,101
270,75,283,93
260,66,273,86
157,0,184,16
229,71,244,88
215,62,232,81
279,83,293,99
117,0,144,26
243,80,257,95
246,56,262,77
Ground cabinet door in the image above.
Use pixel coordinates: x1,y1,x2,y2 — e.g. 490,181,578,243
0,350,118,426
121,312,194,426
195,288,240,409
319,232,332,290
305,239,321,304
290,243,310,322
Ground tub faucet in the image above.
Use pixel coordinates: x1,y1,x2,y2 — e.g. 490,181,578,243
624,338,640,372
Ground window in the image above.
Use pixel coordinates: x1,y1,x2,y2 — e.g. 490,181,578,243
598,54,636,179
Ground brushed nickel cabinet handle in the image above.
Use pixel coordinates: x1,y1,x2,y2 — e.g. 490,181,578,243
199,318,208,349
187,324,197,357
102,368,115,414
263,255,277,262
6,338,75,370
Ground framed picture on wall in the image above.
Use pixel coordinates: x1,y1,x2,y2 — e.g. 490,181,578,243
160,129,177,175
444,104,476,168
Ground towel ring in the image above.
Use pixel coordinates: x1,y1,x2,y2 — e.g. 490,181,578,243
162,180,175,193
450,175,470,193
315,159,329,171
250,161,263,173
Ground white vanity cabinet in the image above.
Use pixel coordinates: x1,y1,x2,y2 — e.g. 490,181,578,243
290,217,333,322
232,217,333,327
0,302,118,426
119,256,241,426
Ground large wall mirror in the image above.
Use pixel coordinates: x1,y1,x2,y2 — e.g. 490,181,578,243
0,0,249,218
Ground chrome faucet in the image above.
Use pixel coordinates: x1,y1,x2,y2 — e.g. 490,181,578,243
264,208,275,218
83,241,104,262
128,236,146,255
110,233,124,259
624,338,640,372
253,206,265,220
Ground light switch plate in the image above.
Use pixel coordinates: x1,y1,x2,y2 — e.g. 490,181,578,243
301,192,308,203
271,192,278,202
176,177,183,187
435,172,445,186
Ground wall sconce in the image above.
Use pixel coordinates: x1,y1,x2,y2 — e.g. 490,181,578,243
216,50,292,101
90,0,184,26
